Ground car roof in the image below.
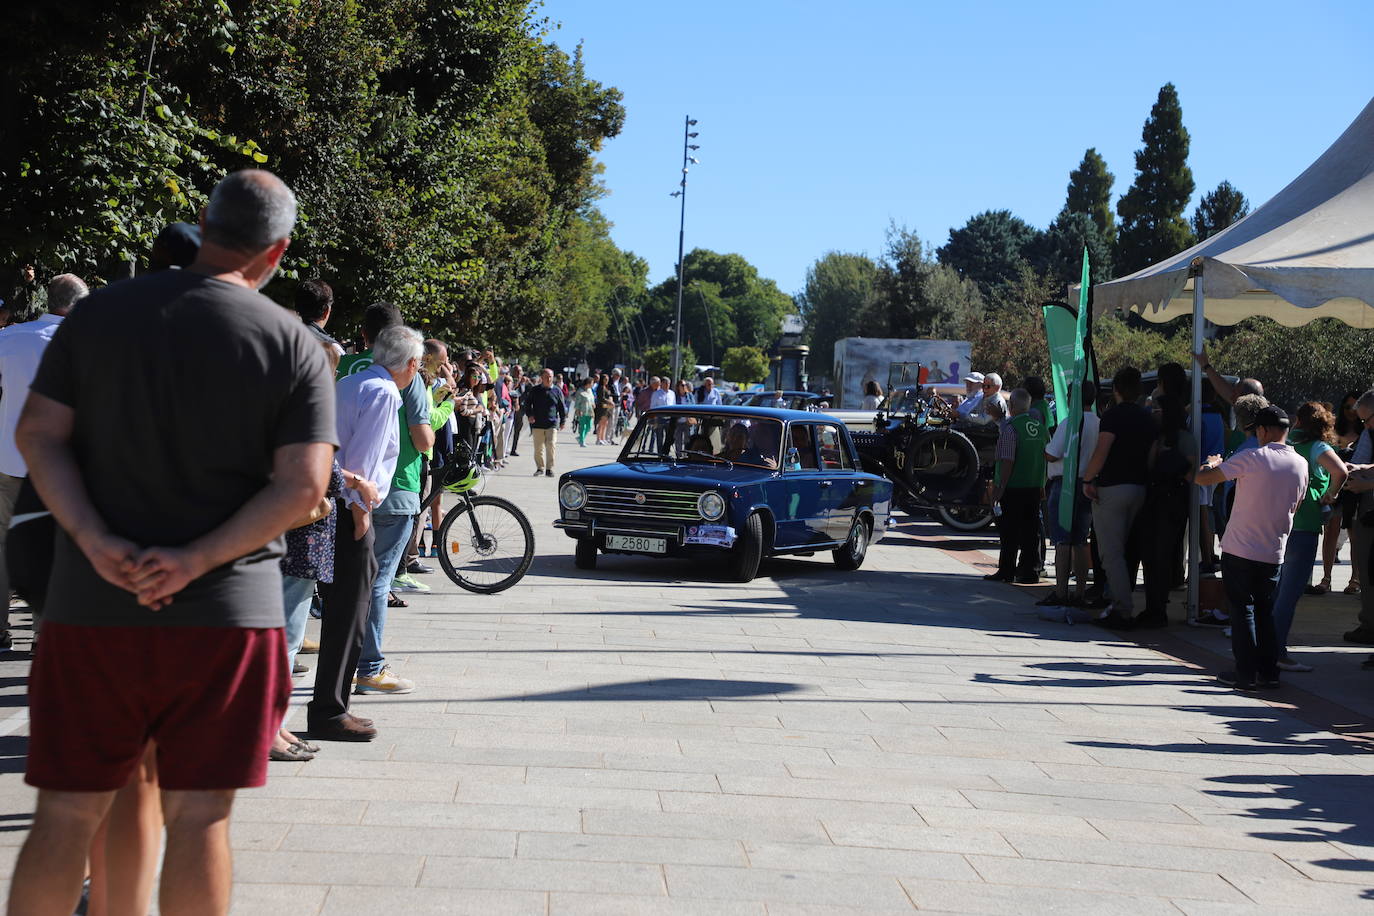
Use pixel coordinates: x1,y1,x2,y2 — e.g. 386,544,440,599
645,404,834,421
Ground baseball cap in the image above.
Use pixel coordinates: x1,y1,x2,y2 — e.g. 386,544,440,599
963,372,985,383
1246,406,1290,431
150,222,202,269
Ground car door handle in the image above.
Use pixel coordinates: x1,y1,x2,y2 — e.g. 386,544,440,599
819,480,833,488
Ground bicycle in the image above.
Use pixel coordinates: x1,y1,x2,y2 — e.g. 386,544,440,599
420,442,534,594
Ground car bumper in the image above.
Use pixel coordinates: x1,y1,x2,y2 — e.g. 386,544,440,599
555,518,737,552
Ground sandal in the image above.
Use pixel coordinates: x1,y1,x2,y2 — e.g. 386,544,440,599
291,738,321,754
269,743,315,762
1306,581,1329,596
1345,582,1362,595
387,592,408,608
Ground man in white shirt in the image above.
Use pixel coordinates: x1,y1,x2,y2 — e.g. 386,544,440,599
0,274,87,646
955,372,985,417
649,377,675,408
1041,379,1100,607
308,325,417,742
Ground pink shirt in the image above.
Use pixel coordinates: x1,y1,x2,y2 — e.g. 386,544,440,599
1219,442,1309,564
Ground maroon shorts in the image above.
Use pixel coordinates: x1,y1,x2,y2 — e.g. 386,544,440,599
26,623,290,792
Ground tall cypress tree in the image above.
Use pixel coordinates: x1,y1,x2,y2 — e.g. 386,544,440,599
1062,148,1116,243
1115,83,1195,275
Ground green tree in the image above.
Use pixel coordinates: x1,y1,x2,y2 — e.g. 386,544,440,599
0,1,627,350
1115,83,1195,275
640,249,791,357
1210,317,1374,410
797,251,880,375
1027,211,1113,288
1192,180,1250,241
643,343,694,381
863,225,982,338
1063,148,1116,242
722,346,769,385
936,209,1041,296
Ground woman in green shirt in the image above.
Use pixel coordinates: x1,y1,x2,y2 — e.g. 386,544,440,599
1272,402,1348,671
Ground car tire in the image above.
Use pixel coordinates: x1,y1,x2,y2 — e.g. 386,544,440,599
574,537,598,570
935,504,994,531
729,513,764,583
833,515,870,570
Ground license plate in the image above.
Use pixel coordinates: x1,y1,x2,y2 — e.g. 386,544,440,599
605,534,667,554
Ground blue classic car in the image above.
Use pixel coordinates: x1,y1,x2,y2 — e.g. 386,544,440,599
555,405,894,582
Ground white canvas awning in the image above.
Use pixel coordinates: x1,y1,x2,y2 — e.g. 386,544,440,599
1092,96,1374,328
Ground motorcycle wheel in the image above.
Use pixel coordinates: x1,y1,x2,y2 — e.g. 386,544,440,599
936,504,993,531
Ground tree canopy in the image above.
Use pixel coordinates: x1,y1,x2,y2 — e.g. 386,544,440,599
936,209,1040,296
1,0,630,349
1063,148,1116,243
1192,180,1251,241
1115,83,1195,276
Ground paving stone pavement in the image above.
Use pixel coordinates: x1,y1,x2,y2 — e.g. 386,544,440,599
0,428,1372,913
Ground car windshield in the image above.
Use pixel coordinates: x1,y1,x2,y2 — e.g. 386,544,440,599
744,392,811,410
882,388,925,414
623,412,783,469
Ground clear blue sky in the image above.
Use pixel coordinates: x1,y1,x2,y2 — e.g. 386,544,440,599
542,0,1373,299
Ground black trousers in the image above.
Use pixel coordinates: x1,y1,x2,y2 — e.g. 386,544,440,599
308,502,378,727
997,487,1041,577
1140,488,1188,619
1222,552,1280,682
508,411,523,453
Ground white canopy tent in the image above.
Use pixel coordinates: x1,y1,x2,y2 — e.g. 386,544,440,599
1094,95,1374,326
1089,95,1374,621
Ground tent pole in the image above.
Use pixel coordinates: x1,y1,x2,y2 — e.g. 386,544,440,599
1188,261,1204,625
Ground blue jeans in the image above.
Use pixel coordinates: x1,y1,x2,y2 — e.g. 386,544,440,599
282,574,315,672
358,513,414,678
1272,529,1320,656
1221,552,1281,682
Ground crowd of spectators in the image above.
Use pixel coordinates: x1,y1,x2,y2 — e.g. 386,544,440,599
968,344,1374,691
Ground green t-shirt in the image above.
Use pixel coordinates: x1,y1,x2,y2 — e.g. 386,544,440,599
1031,398,1055,432
1291,436,1333,533
997,413,1047,489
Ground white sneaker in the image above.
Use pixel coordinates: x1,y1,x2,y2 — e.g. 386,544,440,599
354,666,415,694
1276,658,1314,673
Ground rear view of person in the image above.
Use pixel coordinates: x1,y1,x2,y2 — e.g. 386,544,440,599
10,170,336,914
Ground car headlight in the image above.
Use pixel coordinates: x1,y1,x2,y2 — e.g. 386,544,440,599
698,490,725,521
559,481,587,510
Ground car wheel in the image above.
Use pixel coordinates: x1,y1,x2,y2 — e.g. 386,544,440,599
936,504,993,531
728,513,764,583
574,537,598,570
833,515,870,570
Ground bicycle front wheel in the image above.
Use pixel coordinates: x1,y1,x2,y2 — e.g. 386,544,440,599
436,495,535,594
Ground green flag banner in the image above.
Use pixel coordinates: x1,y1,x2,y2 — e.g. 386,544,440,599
1058,249,1093,531
1042,303,1080,427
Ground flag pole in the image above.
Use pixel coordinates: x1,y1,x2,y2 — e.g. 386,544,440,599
1187,259,1204,625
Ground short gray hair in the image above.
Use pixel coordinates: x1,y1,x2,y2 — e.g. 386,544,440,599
1233,393,1269,431
1356,389,1374,417
984,372,1003,390
1008,388,1031,413
372,326,423,373
203,169,297,253
47,274,88,314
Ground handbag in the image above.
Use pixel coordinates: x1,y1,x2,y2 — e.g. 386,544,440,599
288,497,333,530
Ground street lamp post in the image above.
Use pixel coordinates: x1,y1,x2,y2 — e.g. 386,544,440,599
670,115,699,382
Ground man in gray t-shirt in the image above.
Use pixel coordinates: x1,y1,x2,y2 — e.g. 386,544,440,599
10,171,336,915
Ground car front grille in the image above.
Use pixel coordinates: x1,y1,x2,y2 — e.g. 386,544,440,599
584,485,702,521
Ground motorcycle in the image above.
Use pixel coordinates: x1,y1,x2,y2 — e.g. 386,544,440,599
850,393,997,531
